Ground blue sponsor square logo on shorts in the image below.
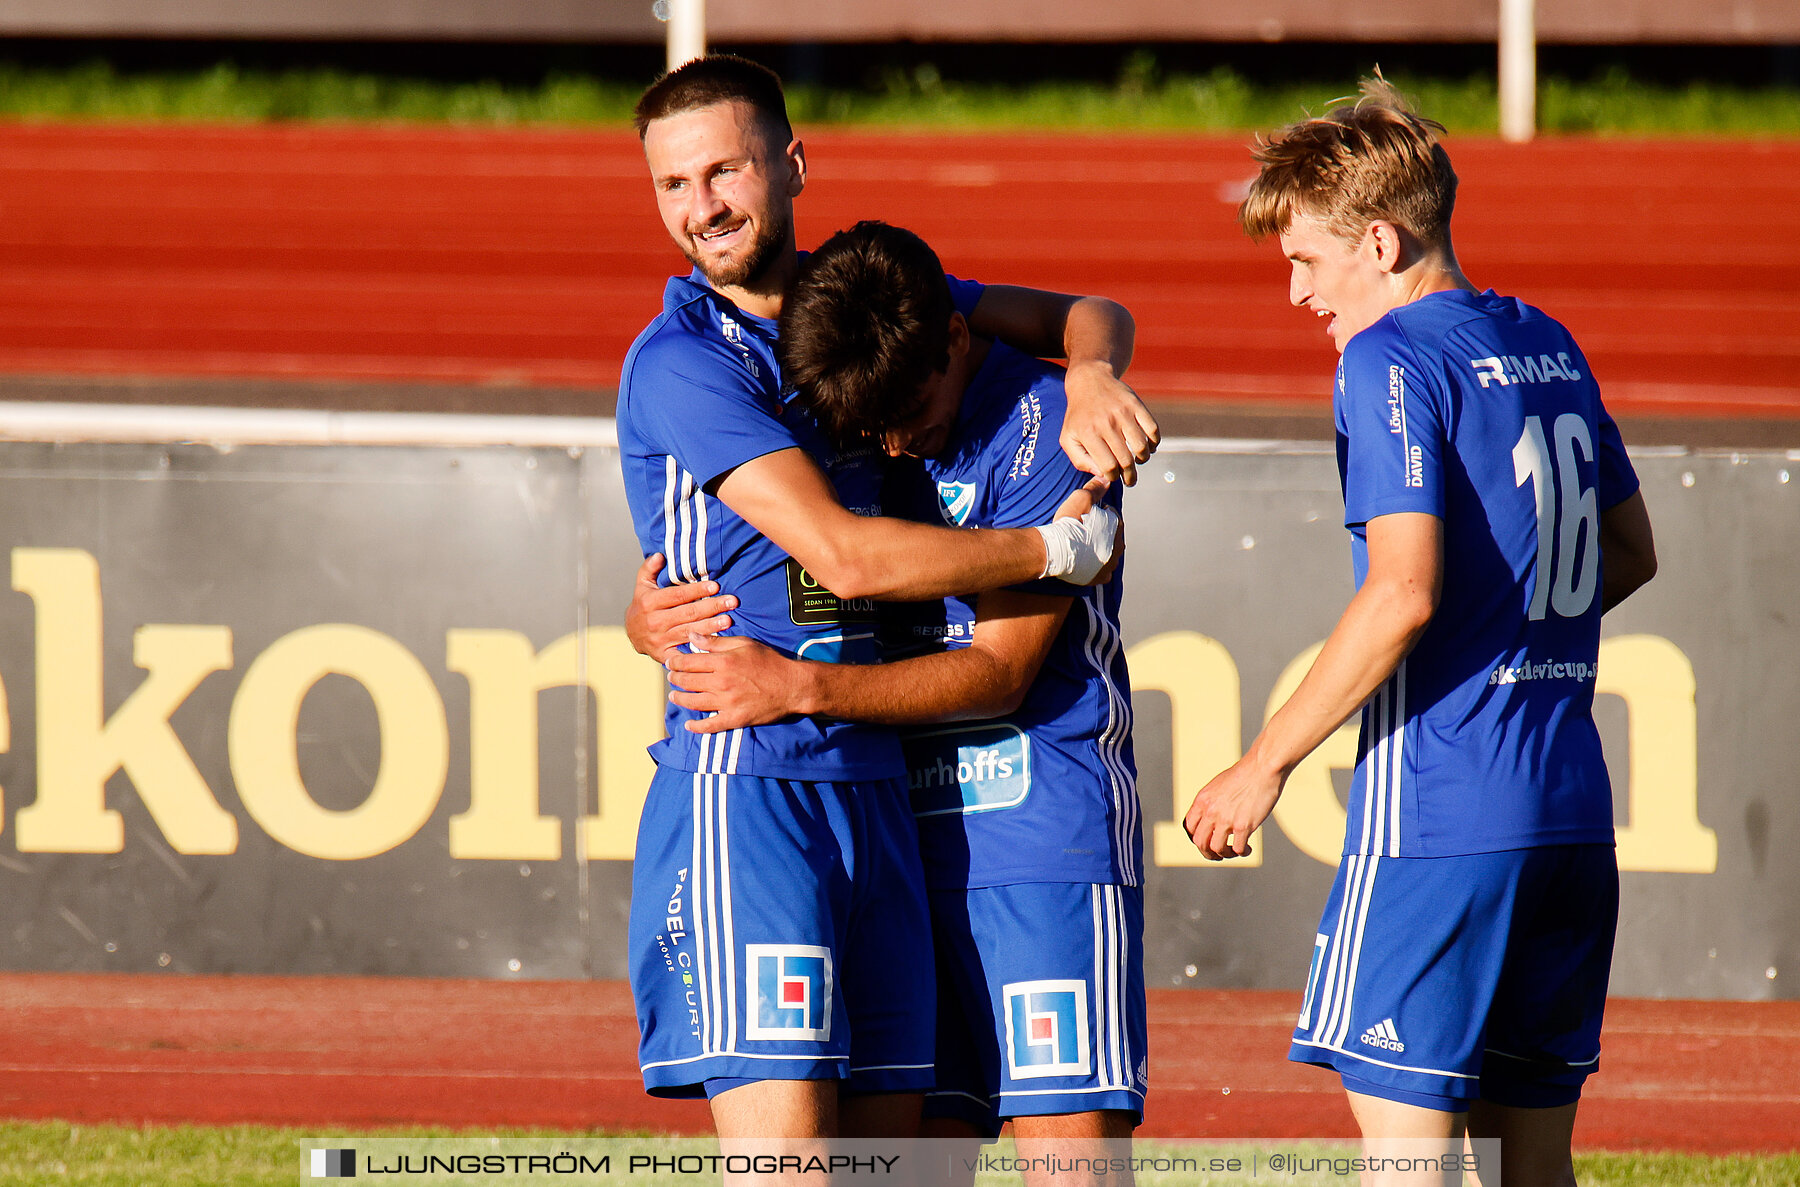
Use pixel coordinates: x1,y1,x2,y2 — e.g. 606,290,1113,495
745,944,833,1041
904,723,1031,817
1002,979,1090,1080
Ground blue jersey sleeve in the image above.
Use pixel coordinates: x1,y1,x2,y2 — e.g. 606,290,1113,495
947,274,985,319
1338,326,1448,527
1595,402,1639,511
979,376,1095,599
1559,339,1639,511
624,331,800,491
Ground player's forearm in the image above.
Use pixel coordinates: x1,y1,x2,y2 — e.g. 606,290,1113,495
966,286,1133,371
1057,299,1157,485
1062,295,1135,375
793,648,1024,725
804,517,1045,602
1245,578,1434,780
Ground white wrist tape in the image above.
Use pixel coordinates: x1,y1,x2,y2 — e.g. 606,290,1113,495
1035,504,1119,583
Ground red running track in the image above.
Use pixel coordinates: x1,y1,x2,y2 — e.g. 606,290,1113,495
0,974,1794,1153
0,123,1796,418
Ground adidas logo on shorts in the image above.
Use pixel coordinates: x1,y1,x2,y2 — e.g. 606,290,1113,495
1360,1018,1406,1053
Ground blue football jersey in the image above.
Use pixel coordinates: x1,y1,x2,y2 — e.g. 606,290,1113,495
1334,288,1639,857
882,341,1141,888
617,267,984,781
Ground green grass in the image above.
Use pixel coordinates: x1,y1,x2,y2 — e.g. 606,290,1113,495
0,1122,1796,1186
0,1124,652,1186
1576,1150,1800,1186
0,60,645,125
0,58,1795,135
0,1121,297,1186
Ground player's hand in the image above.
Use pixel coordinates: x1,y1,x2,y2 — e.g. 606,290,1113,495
1049,478,1122,586
1036,501,1118,585
1183,757,1284,860
1053,475,1111,522
626,554,738,665
666,634,802,733
1095,511,1125,585
1061,359,1160,488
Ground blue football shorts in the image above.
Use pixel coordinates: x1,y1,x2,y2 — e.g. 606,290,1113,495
924,882,1147,1135
629,759,935,1098
1290,843,1619,1112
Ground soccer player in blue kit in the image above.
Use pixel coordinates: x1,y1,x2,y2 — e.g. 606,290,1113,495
664,220,1143,1182
1182,80,1658,1187
618,56,1154,1146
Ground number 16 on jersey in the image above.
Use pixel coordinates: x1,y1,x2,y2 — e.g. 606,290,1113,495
1513,412,1600,620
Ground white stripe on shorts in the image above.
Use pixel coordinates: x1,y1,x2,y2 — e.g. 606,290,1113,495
718,730,739,1054
1329,854,1383,1050
690,738,711,1057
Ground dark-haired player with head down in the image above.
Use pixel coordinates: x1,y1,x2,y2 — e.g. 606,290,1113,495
1182,79,1657,1186
664,221,1143,1184
618,55,1153,1148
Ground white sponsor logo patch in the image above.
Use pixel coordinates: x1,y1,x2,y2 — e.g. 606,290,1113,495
1360,1018,1406,1053
1471,353,1583,388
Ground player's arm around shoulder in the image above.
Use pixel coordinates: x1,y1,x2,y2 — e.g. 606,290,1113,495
967,284,1159,485
712,448,1031,601
712,449,1116,602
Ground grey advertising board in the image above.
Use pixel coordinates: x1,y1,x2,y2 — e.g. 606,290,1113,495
0,431,1791,999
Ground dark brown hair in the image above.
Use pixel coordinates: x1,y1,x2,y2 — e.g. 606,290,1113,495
778,221,954,445
632,54,792,144
1239,75,1458,248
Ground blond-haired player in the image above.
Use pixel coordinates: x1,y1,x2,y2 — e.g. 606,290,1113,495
1185,79,1657,1187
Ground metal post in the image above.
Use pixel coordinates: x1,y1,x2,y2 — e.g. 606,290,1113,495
665,0,707,73
1498,0,1536,142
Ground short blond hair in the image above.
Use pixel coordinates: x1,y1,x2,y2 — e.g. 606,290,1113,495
1239,76,1457,248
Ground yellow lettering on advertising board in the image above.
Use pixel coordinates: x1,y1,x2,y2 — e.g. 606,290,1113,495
446,627,663,861
446,629,573,860
2,549,1708,873
0,666,10,808
1127,631,1261,867
578,628,666,861
1600,634,1714,873
11,548,236,854
229,623,447,861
